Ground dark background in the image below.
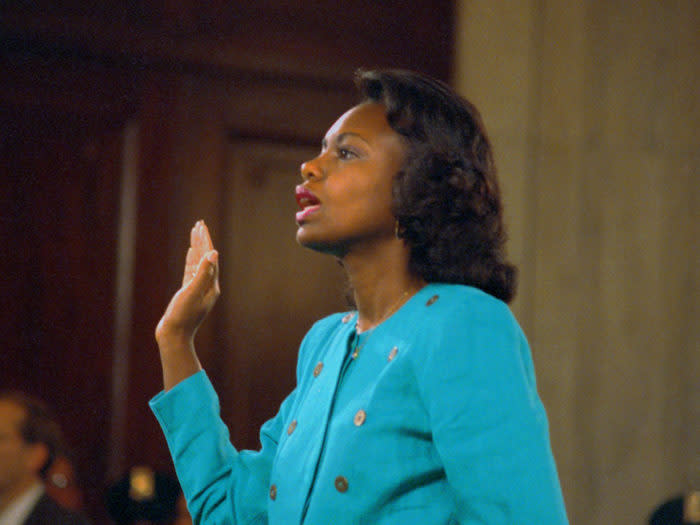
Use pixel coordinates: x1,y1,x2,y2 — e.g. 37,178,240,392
0,2,454,523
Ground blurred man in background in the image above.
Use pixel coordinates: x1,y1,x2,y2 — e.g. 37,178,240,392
0,391,90,525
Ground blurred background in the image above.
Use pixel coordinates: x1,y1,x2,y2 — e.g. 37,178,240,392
0,1,697,524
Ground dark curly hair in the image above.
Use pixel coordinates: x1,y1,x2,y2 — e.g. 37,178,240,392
355,69,517,303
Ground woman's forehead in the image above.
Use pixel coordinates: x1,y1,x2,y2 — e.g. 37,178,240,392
323,102,391,142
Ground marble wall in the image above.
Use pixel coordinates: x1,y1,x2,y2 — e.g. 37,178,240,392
454,2,699,523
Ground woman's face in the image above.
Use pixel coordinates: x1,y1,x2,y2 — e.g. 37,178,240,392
295,102,406,257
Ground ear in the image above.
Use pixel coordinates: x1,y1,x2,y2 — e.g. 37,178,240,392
25,442,50,476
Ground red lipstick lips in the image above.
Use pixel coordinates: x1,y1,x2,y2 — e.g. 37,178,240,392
295,185,321,223
295,186,320,208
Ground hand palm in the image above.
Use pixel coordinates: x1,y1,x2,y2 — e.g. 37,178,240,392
156,220,220,343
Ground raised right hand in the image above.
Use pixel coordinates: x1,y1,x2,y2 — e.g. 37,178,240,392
155,220,220,388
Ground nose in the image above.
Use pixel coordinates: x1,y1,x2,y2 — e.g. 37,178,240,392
300,154,323,182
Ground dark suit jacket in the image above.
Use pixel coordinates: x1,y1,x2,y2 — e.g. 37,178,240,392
23,494,91,525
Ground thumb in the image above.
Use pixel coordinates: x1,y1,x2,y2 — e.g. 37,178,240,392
189,250,219,291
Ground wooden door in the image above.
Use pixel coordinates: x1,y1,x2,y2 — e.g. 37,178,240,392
214,139,348,449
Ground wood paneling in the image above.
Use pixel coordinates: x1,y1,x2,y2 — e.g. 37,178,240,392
1,2,454,522
0,1,454,83
0,106,126,522
123,75,355,460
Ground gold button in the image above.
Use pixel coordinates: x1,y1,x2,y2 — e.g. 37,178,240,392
388,347,398,361
334,476,349,493
353,409,366,426
269,484,277,500
426,294,439,306
342,313,354,323
313,362,323,377
287,420,297,435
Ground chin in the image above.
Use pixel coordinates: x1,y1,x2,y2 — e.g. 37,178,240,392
296,229,347,258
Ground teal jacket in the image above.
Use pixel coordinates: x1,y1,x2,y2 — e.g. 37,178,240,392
150,283,568,524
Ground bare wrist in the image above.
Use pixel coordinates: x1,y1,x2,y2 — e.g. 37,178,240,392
156,331,196,362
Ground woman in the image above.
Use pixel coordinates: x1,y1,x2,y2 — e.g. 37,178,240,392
150,70,569,524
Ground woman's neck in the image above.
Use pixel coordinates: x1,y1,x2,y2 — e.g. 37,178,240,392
342,240,425,332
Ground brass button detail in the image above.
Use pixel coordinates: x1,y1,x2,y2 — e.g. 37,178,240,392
269,484,277,500
334,476,349,493
342,313,354,323
353,409,366,426
388,347,398,361
287,420,297,435
426,294,439,306
313,362,324,377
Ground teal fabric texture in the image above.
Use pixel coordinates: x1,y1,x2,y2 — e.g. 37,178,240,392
150,283,568,524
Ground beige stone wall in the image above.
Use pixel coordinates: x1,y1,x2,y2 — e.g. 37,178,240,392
454,2,699,523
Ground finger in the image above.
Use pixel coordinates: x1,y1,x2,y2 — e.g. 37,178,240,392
205,250,220,296
184,220,205,285
199,221,215,252
183,247,198,286
185,247,199,270
188,249,219,293
190,220,200,251
191,220,205,261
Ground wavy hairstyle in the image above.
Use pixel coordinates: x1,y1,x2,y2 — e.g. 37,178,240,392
356,69,517,302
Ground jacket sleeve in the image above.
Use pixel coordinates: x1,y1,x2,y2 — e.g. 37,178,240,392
413,294,569,524
150,370,296,525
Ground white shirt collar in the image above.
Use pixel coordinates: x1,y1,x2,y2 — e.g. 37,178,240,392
0,483,45,525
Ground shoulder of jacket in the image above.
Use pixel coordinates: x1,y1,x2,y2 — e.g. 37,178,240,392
296,311,354,368
420,283,511,321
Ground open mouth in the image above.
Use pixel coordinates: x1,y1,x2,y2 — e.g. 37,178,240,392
295,186,320,209
295,185,321,223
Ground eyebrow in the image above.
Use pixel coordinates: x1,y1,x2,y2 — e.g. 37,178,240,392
321,132,371,150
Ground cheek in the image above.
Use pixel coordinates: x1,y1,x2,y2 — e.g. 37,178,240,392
365,169,397,216
335,185,393,225
348,166,394,205
321,161,398,229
